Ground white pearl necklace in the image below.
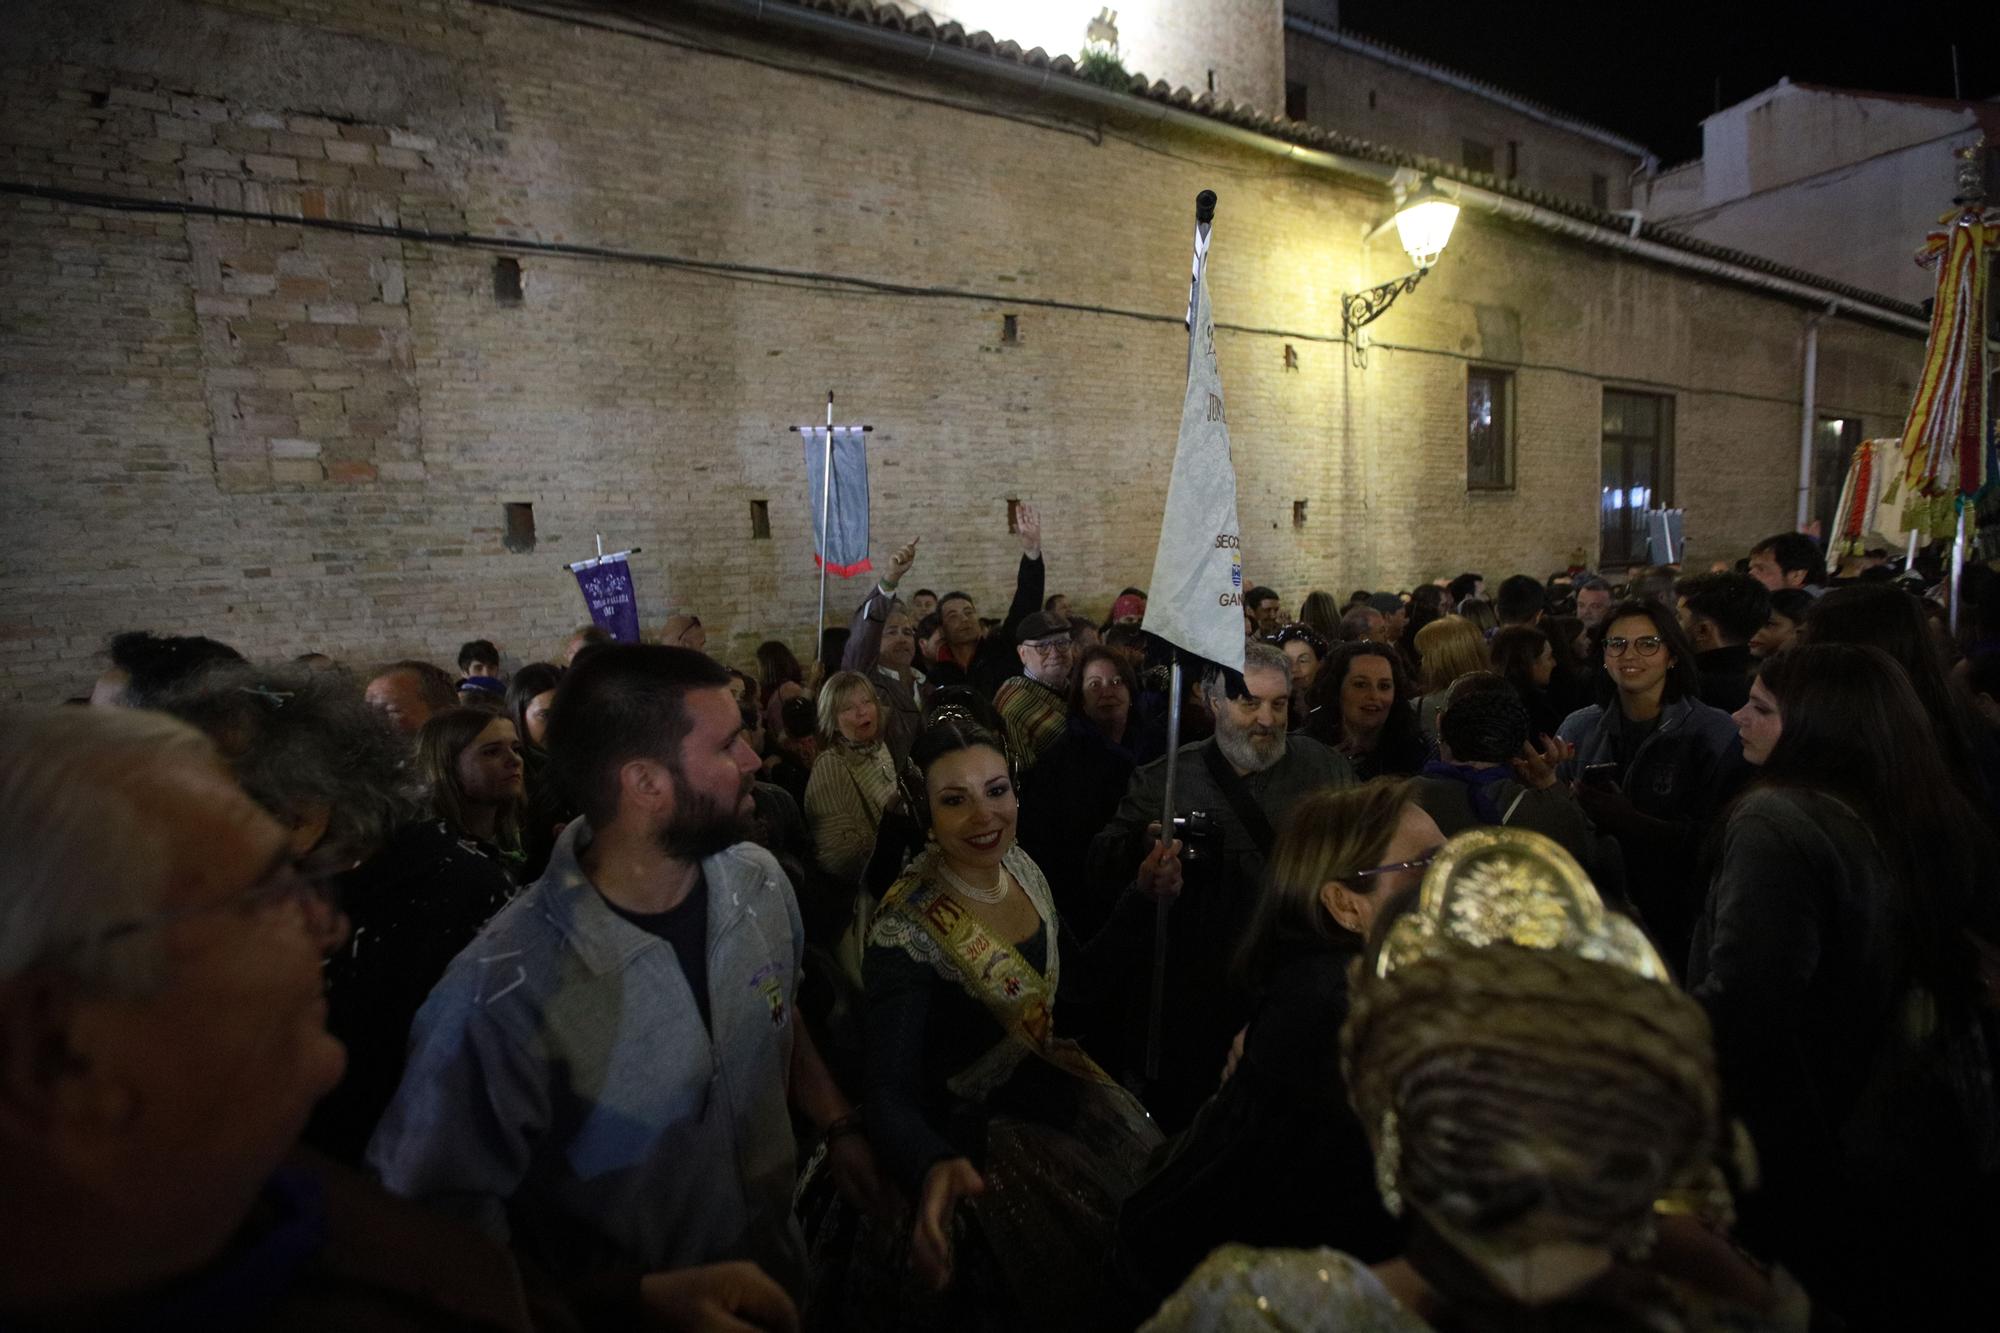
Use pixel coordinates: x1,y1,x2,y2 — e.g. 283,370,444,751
936,856,1009,904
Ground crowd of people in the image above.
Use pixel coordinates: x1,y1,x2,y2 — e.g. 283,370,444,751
4,512,1997,1332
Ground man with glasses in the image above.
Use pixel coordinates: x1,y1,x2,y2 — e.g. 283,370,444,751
995,608,1076,770
0,708,796,1332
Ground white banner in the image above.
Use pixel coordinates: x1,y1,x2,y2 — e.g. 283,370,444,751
1144,226,1246,673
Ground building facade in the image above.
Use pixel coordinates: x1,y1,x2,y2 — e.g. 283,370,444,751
0,0,1926,700
1641,78,2000,308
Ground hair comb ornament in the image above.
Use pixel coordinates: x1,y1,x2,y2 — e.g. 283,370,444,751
1371,826,1669,983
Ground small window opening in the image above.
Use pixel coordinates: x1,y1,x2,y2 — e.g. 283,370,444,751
493,257,523,305
1002,313,1019,344
502,502,536,553
750,499,771,539
1007,498,1021,533
1293,500,1308,528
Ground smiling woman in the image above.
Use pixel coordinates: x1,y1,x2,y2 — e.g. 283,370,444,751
804,671,900,890
833,715,1167,1328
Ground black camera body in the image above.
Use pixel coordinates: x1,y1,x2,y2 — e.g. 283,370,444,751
1170,810,1223,863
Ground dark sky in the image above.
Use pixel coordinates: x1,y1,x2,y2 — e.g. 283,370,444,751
1336,1,1999,163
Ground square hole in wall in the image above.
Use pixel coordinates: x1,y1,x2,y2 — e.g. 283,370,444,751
493,256,523,305
503,501,536,552
1293,500,1308,528
750,499,771,539
1002,313,1019,344
1007,498,1021,533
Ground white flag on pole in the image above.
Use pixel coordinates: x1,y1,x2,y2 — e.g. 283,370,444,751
1144,223,1246,673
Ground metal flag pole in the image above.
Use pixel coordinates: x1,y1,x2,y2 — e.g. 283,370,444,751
1951,503,1968,634
818,391,834,641
1145,187,1217,1085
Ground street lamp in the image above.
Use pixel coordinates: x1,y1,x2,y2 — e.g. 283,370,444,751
1342,178,1460,341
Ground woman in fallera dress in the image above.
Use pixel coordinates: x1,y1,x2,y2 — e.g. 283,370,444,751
806,713,1179,1330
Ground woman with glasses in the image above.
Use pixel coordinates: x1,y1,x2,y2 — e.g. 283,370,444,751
1118,780,1440,1303
1557,598,1741,972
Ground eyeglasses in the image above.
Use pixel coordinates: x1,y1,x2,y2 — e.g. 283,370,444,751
1023,638,1073,655
1351,848,1440,881
55,856,340,965
1603,635,1665,657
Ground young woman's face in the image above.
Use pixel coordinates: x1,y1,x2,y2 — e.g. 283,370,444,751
1531,642,1556,688
1079,657,1131,732
1339,654,1398,736
1603,614,1672,699
458,717,525,805
523,689,557,748
1750,612,1799,660
1282,640,1321,689
835,685,880,745
925,745,1017,870
1732,675,1784,765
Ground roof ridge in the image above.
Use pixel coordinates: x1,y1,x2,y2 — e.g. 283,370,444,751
762,1,1923,318
1284,13,1654,157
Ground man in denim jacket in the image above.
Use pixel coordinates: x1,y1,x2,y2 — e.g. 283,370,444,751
371,646,891,1320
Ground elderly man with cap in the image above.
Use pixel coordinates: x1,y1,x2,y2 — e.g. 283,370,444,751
994,606,1076,770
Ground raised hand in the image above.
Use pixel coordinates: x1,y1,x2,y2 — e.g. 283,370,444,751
1016,503,1042,560
886,537,919,588
1510,735,1572,791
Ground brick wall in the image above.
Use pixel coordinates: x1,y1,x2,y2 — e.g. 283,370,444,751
0,0,1921,701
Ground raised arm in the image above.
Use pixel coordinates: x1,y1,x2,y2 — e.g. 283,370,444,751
998,505,1046,642
844,538,920,673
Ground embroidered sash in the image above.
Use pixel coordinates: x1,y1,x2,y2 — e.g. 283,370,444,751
899,876,1117,1090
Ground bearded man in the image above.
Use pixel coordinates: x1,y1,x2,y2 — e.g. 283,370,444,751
369,646,892,1311
1086,641,1354,1129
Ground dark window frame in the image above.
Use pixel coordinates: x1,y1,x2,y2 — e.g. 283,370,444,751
1466,366,1516,492
1599,388,1676,567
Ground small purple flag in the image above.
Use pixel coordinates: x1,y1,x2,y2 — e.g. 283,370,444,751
571,554,642,644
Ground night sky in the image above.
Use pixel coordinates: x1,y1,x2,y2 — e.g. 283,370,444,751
1336,0,1999,163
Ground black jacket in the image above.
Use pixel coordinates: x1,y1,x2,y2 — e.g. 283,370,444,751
1116,933,1400,1301
923,554,1044,699
1693,643,1754,714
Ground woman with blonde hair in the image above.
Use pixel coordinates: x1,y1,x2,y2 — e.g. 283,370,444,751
1119,779,1444,1302
1414,615,1489,739
804,669,901,889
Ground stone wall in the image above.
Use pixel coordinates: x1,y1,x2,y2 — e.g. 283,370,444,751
0,0,1920,700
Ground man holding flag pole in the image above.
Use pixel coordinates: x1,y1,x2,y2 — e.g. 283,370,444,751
1088,191,1355,1130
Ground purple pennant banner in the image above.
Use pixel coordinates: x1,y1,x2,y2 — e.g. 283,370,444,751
571,553,642,644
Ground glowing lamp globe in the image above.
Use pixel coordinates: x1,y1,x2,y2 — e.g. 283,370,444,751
1394,187,1460,270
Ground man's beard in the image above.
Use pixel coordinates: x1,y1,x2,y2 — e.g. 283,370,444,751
1214,716,1286,774
655,768,755,861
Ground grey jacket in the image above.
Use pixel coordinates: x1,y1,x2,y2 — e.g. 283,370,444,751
842,581,925,767
367,821,808,1299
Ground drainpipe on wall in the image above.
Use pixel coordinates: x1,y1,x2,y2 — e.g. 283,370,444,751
1796,305,1834,530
